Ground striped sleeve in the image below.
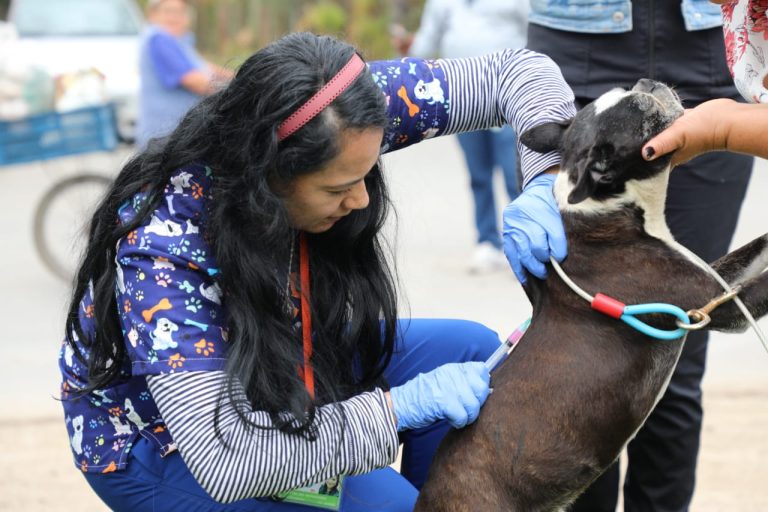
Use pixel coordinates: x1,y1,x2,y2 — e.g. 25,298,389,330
147,371,399,503
439,49,577,187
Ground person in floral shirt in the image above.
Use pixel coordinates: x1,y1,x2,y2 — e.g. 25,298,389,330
60,32,575,510
643,0,768,164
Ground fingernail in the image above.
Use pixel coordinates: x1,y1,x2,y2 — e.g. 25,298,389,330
644,147,655,159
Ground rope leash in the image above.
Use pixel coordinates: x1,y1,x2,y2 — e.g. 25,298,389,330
549,254,768,350
549,257,690,340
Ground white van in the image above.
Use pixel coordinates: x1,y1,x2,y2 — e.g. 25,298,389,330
6,0,144,142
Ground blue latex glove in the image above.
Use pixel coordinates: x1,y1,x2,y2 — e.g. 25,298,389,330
389,361,491,431
502,173,567,284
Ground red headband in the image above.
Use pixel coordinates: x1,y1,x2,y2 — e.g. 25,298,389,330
277,53,367,142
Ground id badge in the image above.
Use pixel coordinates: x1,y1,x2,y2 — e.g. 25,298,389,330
279,476,344,510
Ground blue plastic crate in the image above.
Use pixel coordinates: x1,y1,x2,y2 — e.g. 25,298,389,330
0,104,118,166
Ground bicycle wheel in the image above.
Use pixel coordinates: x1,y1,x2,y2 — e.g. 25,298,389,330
33,173,112,282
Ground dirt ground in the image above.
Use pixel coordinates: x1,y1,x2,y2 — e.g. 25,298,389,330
2,384,767,511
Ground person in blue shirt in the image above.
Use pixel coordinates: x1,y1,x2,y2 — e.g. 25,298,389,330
60,32,575,510
137,0,233,149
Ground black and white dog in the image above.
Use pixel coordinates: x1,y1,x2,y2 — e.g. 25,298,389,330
415,79,768,511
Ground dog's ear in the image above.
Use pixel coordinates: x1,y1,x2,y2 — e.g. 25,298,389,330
567,144,615,204
519,120,572,153
567,161,597,204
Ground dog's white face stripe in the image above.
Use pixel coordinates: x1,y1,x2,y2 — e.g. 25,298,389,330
553,167,701,267
554,170,672,242
553,170,710,272
592,88,628,115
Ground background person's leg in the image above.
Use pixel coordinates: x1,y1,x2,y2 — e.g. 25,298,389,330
568,462,620,512
385,318,500,489
623,149,752,512
457,130,499,247
491,125,520,201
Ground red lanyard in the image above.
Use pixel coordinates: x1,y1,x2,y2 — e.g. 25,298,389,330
298,232,315,399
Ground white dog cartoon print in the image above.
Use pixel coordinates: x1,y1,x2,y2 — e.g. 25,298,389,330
70,415,84,455
109,415,132,436
414,78,445,104
145,215,183,237
199,282,223,305
124,398,148,429
170,171,193,194
150,318,179,351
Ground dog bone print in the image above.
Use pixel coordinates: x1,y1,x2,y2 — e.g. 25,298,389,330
397,85,420,117
184,318,209,332
141,297,172,323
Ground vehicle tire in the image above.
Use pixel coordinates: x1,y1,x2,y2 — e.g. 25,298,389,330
33,173,112,282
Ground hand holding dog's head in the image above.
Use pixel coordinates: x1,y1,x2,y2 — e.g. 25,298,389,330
522,79,684,205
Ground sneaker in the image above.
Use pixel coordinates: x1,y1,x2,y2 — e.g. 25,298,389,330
468,242,509,274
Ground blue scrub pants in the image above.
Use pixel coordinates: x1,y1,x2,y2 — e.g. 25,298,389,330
456,126,520,248
83,318,500,511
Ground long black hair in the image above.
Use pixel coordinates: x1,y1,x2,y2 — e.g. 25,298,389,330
65,32,397,436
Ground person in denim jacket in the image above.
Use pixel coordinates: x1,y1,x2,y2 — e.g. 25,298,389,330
520,1,755,511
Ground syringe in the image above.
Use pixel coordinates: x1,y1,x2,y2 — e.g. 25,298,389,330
484,317,532,372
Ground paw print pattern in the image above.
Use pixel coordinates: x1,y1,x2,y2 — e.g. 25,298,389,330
168,239,190,256
95,434,105,447
168,353,186,370
191,249,206,263
138,391,151,401
185,297,202,313
126,230,138,245
155,273,172,287
177,280,194,293
191,182,204,199
194,339,215,356
372,70,387,87
112,438,126,452
135,290,144,301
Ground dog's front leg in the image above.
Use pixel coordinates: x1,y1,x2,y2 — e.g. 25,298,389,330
705,270,768,332
710,234,768,285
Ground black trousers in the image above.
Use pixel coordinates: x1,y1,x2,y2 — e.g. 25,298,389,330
568,104,753,511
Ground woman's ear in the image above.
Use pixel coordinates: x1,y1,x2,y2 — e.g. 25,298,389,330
520,120,572,153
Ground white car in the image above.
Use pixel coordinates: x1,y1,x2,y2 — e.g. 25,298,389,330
6,0,144,142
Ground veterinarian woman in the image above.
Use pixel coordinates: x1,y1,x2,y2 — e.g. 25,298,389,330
59,32,575,511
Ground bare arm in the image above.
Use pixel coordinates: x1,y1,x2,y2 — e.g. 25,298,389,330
180,64,234,96
643,99,768,166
